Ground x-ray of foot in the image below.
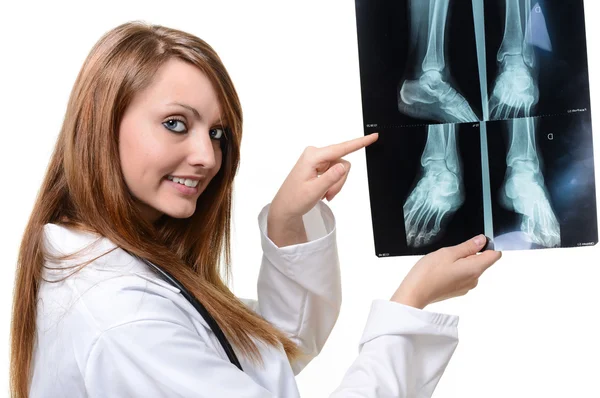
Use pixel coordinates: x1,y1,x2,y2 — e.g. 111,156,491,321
498,117,560,247
489,54,539,120
398,0,478,123
404,123,465,247
489,0,539,120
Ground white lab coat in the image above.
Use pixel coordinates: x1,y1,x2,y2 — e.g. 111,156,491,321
31,201,459,397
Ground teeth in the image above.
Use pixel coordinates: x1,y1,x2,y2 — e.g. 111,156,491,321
167,176,199,188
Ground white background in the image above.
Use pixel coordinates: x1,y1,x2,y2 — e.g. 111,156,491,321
1,1,599,397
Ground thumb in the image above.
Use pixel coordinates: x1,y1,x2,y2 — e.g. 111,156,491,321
314,163,346,195
448,234,488,260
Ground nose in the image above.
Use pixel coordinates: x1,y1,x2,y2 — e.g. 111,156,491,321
187,129,218,170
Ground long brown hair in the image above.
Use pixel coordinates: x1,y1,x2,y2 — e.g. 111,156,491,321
10,21,300,397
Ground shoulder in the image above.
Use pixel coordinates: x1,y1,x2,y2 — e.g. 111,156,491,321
34,224,221,393
38,224,200,335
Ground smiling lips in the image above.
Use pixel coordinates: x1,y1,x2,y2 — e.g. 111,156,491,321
167,175,200,188
166,175,202,195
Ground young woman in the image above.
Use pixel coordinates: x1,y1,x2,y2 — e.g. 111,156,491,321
11,21,501,397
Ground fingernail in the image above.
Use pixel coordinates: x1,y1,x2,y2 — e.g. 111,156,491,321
336,163,346,174
473,234,486,246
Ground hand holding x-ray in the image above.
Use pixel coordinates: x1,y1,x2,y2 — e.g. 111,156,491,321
391,234,501,309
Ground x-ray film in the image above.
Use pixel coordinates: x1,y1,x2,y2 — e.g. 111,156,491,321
355,0,598,256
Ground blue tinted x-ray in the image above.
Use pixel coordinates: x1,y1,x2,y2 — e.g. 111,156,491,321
398,0,479,123
488,0,539,120
355,0,597,256
497,117,560,248
403,123,465,247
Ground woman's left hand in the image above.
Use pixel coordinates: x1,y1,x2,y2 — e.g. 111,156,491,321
267,133,379,247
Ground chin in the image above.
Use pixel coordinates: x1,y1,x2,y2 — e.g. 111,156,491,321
163,205,197,219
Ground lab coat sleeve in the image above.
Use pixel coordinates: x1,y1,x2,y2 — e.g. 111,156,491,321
242,201,341,375
84,319,279,398
330,300,459,398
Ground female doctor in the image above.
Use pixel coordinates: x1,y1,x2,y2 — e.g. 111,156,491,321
11,21,502,397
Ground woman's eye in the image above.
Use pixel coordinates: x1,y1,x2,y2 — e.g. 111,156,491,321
163,119,187,133
209,127,225,140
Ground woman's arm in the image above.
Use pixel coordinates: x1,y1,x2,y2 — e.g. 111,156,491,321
242,136,377,374
82,303,456,398
82,234,497,397
331,300,459,397
243,201,341,375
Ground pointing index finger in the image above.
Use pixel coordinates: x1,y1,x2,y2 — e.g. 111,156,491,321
320,133,379,160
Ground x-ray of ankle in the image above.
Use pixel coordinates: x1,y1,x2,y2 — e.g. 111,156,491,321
497,117,560,247
398,0,479,123
364,122,484,256
483,0,590,122
487,112,597,252
488,0,540,120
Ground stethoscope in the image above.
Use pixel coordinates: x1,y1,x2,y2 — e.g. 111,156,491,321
125,250,243,371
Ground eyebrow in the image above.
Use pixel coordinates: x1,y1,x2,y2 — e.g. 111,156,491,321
167,102,224,125
167,102,201,119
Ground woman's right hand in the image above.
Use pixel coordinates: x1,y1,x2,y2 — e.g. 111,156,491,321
391,235,501,309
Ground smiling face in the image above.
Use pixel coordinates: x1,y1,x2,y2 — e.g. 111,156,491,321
118,58,227,223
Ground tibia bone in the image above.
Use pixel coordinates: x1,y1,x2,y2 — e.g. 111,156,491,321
444,124,461,175
421,124,461,175
422,0,450,72
498,0,526,63
506,116,540,172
